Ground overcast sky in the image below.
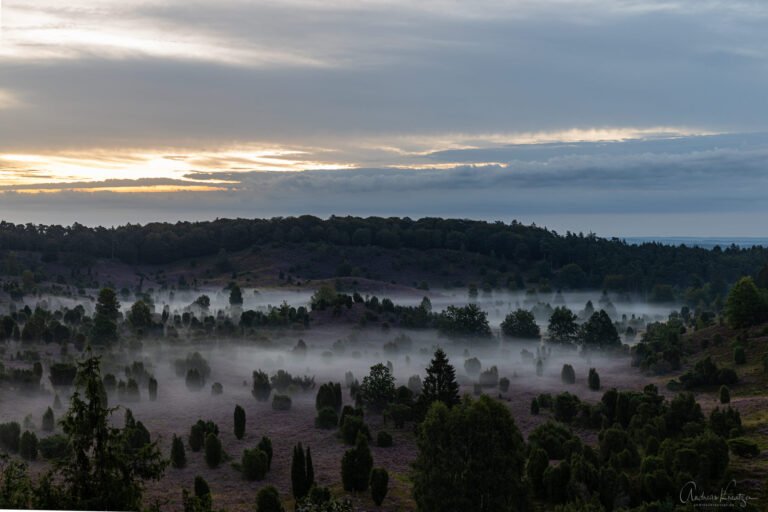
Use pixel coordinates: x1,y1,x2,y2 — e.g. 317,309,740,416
1,0,767,236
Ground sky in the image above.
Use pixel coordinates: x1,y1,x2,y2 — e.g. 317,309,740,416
1,0,767,236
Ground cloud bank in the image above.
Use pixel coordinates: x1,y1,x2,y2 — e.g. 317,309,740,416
0,0,766,234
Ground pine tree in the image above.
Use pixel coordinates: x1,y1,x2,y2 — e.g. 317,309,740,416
171,434,186,468
291,443,308,500
341,432,374,493
258,436,273,470
420,348,460,409
229,285,244,306
148,377,158,401
370,467,389,506
42,407,55,432
234,405,246,440
305,446,315,490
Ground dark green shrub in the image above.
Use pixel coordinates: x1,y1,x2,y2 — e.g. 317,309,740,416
291,443,309,500
537,393,553,408
464,357,481,376
176,352,211,380
126,378,141,401
242,448,268,481
315,407,338,429
211,382,223,395
561,364,576,384
189,420,219,452
19,431,38,460
528,421,573,460
272,394,292,411
710,407,742,438
588,368,600,391
478,366,499,387
370,467,389,506
645,436,660,456
728,437,760,458
665,392,704,432
38,434,70,460
0,421,21,452
338,405,362,429
499,377,510,392
194,475,210,498
171,434,186,468
719,385,730,404
103,373,117,391
341,414,370,445
315,382,342,412
252,370,272,401
377,431,393,448
204,433,222,468
258,436,273,470
255,485,284,512
554,392,580,423
49,362,77,387
527,447,549,498
234,405,246,439
531,398,540,415
42,407,55,432
599,427,637,466
341,433,373,492
186,369,204,391
718,368,738,385
734,346,746,365
306,485,331,506
148,377,158,401
542,460,570,504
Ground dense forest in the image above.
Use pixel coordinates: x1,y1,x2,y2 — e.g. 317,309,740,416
1,217,767,294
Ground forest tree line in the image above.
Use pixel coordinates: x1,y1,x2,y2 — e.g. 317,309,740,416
1,216,767,294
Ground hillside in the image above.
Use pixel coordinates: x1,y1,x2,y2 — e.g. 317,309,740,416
1,216,767,299
666,322,768,502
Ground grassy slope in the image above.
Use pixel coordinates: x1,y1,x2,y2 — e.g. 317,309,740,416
677,322,768,505
5,243,508,297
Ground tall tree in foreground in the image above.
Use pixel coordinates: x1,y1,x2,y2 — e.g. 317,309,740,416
419,348,460,411
58,354,167,509
412,395,528,512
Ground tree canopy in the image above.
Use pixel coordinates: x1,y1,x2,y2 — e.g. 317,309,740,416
412,395,527,512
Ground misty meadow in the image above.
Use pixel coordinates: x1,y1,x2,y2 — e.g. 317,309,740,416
3,0,768,510
0,217,766,511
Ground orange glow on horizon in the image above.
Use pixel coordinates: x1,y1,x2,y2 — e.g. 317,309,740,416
6,185,229,195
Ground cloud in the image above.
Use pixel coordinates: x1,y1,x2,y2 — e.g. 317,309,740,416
0,1,767,235
0,90,22,109
1,133,766,236
2,0,768,151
